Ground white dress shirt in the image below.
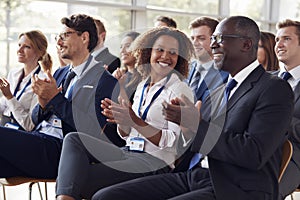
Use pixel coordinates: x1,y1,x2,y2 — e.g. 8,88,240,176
0,66,46,131
279,65,300,90
119,73,194,167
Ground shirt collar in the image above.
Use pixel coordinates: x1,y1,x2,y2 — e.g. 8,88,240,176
279,65,300,81
196,60,214,72
71,59,88,77
229,60,260,86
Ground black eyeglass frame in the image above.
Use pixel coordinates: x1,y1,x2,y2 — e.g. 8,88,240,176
210,34,251,44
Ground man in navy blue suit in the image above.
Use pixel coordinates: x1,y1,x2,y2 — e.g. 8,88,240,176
92,16,294,200
275,19,300,200
187,16,228,102
0,14,120,179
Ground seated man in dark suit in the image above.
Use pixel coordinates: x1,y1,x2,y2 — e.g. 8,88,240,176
92,18,121,74
0,13,120,180
92,16,294,200
187,16,228,102
274,19,300,199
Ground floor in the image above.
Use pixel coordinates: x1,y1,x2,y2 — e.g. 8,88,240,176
0,182,299,200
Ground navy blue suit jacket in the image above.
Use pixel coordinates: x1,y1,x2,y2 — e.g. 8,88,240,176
190,65,294,199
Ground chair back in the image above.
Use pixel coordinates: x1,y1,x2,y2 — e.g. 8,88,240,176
278,140,293,183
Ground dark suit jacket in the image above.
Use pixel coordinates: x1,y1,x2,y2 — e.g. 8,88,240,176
191,66,294,199
187,61,228,101
31,61,125,146
273,70,300,196
94,47,120,74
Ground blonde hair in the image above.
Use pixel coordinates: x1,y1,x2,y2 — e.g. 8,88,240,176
19,30,52,72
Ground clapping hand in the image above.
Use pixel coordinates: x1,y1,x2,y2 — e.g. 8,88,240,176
32,70,62,108
162,94,201,134
0,78,13,99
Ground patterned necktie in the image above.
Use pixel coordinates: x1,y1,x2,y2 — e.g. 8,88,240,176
63,70,76,99
190,66,203,94
281,71,292,81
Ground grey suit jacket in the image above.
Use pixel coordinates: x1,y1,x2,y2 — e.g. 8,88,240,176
45,59,119,139
94,47,120,74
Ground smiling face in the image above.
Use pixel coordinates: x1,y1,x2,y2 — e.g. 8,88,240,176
56,26,90,66
150,35,179,82
275,26,300,70
17,35,39,66
210,20,249,75
120,36,136,69
190,25,213,62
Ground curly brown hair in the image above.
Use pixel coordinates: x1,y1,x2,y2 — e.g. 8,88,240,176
131,27,195,80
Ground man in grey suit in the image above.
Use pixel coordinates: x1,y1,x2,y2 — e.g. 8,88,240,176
187,16,228,102
0,14,120,180
92,16,294,200
275,19,300,200
92,18,120,74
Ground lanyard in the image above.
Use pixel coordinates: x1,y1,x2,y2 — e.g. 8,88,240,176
138,74,171,121
13,66,41,100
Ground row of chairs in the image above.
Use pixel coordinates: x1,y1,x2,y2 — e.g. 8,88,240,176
0,178,55,200
0,140,297,200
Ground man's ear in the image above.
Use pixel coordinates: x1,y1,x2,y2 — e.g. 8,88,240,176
241,38,253,52
100,31,106,41
81,31,90,44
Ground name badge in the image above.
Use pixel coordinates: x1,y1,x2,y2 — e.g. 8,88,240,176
52,118,62,129
4,122,20,130
129,137,145,152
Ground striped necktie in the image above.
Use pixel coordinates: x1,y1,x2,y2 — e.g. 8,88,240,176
190,66,203,94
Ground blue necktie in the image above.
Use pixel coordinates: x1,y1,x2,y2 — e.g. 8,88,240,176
63,70,76,100
189,152,202,169
218,79,238,114
189,79,237,170
281,72,292,81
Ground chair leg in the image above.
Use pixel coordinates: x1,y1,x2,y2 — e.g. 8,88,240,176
2,185,6,200
44,182,48,200
29,182,44,200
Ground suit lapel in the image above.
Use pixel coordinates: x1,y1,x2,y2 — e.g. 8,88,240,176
294,82,300,103
227,65,265,111
196,66,219,100
57,65,71,87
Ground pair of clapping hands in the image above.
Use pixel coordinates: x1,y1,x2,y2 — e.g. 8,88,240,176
101,95,201,135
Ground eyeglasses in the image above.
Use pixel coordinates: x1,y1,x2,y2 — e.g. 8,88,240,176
55,31,81,41
210,34,250,44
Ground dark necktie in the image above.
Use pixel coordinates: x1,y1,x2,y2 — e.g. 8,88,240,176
224,79,238,102
63,70,76,99
188,79,238,169
281,72,292,81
